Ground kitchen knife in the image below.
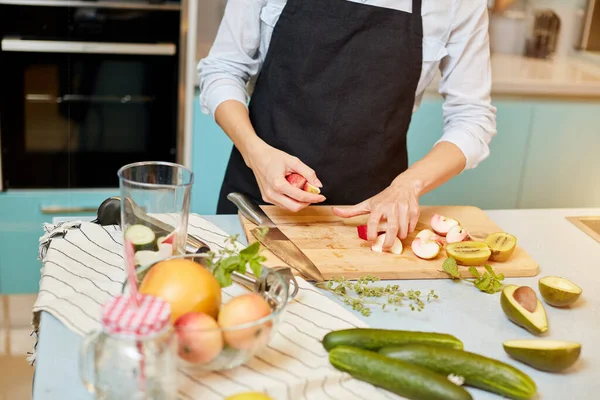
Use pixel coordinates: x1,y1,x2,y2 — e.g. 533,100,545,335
227,192,325,282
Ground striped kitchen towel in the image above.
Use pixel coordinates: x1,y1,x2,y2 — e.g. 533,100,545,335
32,215,405,400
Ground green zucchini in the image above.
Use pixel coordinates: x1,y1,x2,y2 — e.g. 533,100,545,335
379,344,537,400
329,345,472,400
125,224,156,251
322,328,463,352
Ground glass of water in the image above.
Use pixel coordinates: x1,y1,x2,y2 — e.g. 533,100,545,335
117,161,194,269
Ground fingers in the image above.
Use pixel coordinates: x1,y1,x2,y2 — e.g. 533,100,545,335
367,209,383,242
398,204,410,240
383,207,399,249
275,177,326,204
262,189,309,212
289,157,322,188
408,201,420,234
332,201,370,218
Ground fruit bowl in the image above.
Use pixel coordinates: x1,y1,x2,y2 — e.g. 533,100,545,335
129,253,290,372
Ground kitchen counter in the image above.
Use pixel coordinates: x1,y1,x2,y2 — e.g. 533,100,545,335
32,208,600,399
194,52,600,98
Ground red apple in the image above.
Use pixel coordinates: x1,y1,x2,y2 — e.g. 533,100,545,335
286,173,306,189
174,312,223,364
371,233,403,255
430,214,459,237
411,237,442,260
356,222,389,241
415,229,444,246
446,225,471,244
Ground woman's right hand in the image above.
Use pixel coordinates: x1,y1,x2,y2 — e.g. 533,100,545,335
246,141,326,212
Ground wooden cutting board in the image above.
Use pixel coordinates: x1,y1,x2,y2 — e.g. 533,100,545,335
239,205,539,280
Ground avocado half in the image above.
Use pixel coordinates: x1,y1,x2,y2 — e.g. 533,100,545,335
503,339,581,372
500,285,549,335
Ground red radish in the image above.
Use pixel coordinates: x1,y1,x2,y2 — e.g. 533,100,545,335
371,234,403,255
446,225,470,244
356,222,389,241
430,214,459,237
416,229,443,246
411,237,442,260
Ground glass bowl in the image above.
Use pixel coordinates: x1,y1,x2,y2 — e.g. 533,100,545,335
128,253,289,372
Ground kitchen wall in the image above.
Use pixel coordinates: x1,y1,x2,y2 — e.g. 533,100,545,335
195,0,226,62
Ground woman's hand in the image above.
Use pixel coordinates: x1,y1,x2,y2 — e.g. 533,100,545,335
332,176,423,250
246,141,326,212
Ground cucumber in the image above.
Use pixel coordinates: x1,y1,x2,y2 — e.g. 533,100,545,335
322,328,463,352
329,346,472,400
125,224,156,251
379,344,537,400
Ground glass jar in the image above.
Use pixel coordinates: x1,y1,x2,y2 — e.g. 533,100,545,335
79,294,179,400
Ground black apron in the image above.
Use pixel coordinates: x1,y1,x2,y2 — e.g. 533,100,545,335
216,0,423,214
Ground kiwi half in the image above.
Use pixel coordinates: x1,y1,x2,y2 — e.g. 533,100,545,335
446,241,491,266
485,232,517,262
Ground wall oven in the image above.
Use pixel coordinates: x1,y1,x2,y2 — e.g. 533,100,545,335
0,1,183,190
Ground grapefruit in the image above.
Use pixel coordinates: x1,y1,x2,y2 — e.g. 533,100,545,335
139,258,222,322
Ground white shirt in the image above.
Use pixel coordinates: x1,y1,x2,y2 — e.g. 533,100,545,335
197,0,497,170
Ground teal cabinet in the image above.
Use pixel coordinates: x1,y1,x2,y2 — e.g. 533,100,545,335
407,99,533,209
519,101,600,208
0,190,117,294
190,91,233,215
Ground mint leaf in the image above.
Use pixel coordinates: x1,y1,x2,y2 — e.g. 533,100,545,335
496,273,505,281
468,267,480,278
474,274,492,292
484,264,497,278
240,241,260,256
442,257,461,279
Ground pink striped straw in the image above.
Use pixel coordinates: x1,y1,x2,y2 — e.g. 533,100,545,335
124,239,141,307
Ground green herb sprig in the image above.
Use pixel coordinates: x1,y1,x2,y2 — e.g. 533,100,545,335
316,275,439,317
441,257,505,294
206,228,269,288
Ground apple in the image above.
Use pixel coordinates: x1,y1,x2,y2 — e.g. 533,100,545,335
218,293,273,350
371,234,403,255
430,214,459,237
356,222,389,240
415,229,444,246
411,237,442,260
446,225,470,244
174,312,224,364
286,173,321,194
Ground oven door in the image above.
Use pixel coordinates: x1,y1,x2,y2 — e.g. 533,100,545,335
0,39,178,189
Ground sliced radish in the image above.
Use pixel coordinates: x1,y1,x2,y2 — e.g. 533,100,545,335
411,237,442,260
446,225,470,244
430,214,459,237
371,234,403,255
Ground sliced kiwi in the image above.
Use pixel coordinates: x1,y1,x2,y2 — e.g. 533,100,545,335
485,232,517,262
446,241,491,266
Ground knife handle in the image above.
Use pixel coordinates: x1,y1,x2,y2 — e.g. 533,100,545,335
227,192,275,227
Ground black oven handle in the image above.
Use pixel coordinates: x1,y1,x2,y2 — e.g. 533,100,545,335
1,39,176,56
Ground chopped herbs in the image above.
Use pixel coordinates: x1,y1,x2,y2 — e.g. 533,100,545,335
441,256,505,294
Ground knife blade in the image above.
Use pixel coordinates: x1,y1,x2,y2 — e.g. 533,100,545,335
227,192,324,282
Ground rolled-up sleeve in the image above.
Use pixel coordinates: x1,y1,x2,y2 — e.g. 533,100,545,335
197,0,266,117
435,1,497,171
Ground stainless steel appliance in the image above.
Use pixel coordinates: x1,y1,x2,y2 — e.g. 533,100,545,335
0,0,185,190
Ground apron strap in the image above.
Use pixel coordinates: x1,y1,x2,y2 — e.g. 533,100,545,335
412,0,423,36
412,0,422,15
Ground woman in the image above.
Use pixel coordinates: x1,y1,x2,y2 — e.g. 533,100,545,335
198,0,496,251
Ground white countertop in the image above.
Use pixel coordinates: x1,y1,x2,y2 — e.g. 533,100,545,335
35,207,600,399
194,51,600,98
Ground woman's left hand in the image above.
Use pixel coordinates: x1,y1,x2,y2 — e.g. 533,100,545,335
332,176,423,250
